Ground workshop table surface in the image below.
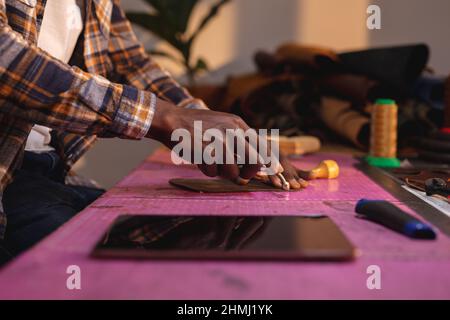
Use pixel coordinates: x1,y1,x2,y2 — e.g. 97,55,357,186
1,149,450,299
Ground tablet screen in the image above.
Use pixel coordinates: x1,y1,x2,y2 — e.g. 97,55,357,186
92,215,356,261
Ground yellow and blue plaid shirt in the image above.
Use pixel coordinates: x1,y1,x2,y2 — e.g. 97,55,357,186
0,0,206,237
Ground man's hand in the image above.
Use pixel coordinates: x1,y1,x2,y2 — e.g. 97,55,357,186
256,153,309,190
146,98,307,190
147,99,264,184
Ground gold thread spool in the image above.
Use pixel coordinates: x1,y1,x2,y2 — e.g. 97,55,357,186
369,100,398,158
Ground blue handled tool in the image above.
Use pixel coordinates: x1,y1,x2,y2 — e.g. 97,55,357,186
355,199,436,239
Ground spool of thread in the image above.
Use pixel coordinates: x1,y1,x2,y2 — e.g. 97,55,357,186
366,99,401,167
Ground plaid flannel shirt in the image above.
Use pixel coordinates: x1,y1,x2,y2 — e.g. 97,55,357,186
0,0,207,237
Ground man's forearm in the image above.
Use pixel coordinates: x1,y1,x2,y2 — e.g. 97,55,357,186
108,0,208,111
0,22,155,140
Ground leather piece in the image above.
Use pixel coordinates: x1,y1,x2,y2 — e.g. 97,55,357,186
169,178,299,193
318,97,370,148
254,43,339,75
318,73,379,106
390,168,450,192
337,44,429,94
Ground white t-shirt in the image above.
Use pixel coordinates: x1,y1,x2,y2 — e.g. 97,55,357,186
25,0,83,153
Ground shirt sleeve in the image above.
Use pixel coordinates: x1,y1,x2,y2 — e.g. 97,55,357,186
0,0,156,140
107,0,208,110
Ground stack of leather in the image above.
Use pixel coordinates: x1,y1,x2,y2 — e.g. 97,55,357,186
446,76,450,130
390,168,450,202
415,75,450,163
189,43,432,150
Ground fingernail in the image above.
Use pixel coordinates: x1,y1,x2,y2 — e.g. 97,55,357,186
298,178,309,188
256,171,268,178
272,179,282,188
289,179,301,189
235,177,250,185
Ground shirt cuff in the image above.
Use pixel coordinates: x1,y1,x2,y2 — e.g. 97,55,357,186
108,85,156,139
179,98,209,110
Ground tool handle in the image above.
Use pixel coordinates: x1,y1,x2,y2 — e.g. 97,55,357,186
355,200,436,239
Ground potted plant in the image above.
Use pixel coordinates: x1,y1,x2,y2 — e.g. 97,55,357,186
126,0,231,85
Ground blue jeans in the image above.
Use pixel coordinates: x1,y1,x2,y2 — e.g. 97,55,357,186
0,152,104,265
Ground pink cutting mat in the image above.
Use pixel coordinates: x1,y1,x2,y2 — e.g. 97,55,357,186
0,149,450,299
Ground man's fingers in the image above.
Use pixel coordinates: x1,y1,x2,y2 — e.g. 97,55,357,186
297,176,309,188
237,129,264,180
255,174,270,184
223,126,262,181
280,167,298,189
218,164,242,183
235,176,250,185
297,169,312,180
288,178,301,189
198,164,218,177
239,162,263,180
269,175,283,189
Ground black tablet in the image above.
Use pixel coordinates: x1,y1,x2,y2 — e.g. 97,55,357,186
92,215,357,261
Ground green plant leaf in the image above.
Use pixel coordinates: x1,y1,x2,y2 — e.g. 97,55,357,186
126,12,181,49
141,0,199,33
193,57,209,72
128,0,230,84
169,0,199,33
190,0,230,42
